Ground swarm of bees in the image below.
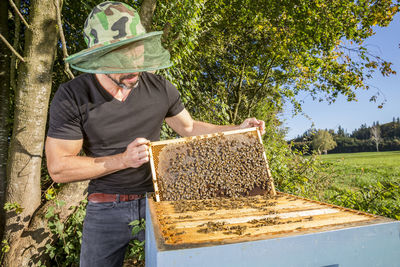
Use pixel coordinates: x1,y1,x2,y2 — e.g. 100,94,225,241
197,222,248,236
157,133,272,201
156,195,316,241
172,195,276,213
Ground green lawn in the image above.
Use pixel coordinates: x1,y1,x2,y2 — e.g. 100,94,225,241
320,151,400,192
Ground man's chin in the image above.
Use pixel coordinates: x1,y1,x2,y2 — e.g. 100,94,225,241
120,74,140,89
121,81,139,90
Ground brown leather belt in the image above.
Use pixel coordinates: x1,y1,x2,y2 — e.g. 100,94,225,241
88,193,144,203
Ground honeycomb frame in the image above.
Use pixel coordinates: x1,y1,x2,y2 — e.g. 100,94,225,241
149,127,276,202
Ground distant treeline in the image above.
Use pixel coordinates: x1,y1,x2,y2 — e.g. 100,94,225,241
290,118,400,154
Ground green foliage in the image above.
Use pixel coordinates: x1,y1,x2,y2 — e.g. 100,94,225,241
188,0,397,118
44,202,146,266
333,137,375,153
311,129,337,154
155,0,399,166
129,218,146,237
380,120,400,139
293,120,400,154
319,151,400,190
0,239,10,263
329,182,400,220
333,137,400,153
45,187,57,201
272,145,332,199
256,121,332,199
316,151,400,220
45,200,87,267
3,202,23,214
274,147,400,220
125,219,146,266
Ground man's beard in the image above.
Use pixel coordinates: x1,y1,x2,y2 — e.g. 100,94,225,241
106,73,140,90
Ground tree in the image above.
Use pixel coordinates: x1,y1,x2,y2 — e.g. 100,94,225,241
162,0,397,166
337,125,345,137
172,0,398,125
0,0,11,239
3,0,60,265
351,123,370,140
312,130,337,154
0,0,164,265
370,125,381,152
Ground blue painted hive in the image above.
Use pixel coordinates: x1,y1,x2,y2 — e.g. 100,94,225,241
146,129,400,267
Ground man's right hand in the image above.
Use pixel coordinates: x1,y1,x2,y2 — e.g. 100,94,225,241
122,138,150,168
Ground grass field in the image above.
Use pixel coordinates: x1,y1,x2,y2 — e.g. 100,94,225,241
315,151,400,219
320,151,400,192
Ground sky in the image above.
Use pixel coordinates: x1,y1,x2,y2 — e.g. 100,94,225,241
282,14,400,140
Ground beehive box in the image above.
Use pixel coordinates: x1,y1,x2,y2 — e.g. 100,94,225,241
145,128,400,267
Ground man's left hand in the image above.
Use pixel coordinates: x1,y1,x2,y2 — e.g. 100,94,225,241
239,118,266,135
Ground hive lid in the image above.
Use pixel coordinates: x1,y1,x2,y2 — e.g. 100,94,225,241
149,127,276,202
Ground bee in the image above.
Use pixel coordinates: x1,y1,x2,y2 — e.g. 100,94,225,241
158,132,272,201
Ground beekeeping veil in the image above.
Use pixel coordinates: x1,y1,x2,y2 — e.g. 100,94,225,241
65,1,172,74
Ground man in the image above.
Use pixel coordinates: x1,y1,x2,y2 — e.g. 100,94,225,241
45,1,265,267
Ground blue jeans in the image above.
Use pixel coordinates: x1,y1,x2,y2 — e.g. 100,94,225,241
80,197,146,267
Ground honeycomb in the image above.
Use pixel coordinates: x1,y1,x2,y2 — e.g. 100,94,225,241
156,132,272,201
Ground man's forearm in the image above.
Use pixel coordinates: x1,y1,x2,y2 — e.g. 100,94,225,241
188,120,240,136
49,153,127,183
165,109,265,137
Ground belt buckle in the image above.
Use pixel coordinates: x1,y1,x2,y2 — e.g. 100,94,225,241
119,194,126,202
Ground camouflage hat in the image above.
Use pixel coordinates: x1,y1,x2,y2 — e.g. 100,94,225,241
65,1,172,74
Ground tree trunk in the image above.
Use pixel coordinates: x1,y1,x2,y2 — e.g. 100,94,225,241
0,0,11,241
10,0,21,93
139,0,157,32
4,0,59,265
232,63,245,124
2,1,162,265
4,181,88,266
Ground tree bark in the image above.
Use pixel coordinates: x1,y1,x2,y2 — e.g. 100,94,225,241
0,0,11,241
247,57,275,117
10,0,21,92
232,63,245,124
139,0,157,32
4,181,88,266
370,126,381,152
4,0,59,265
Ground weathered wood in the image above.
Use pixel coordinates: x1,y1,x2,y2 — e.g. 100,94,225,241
148,193,390,248
152,127,260,146
148,145,160,202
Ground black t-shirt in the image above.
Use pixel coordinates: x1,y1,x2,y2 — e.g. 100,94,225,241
47,72,184,194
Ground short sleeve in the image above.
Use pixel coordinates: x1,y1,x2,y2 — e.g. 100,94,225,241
165,79,185,118
47,86,83,140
